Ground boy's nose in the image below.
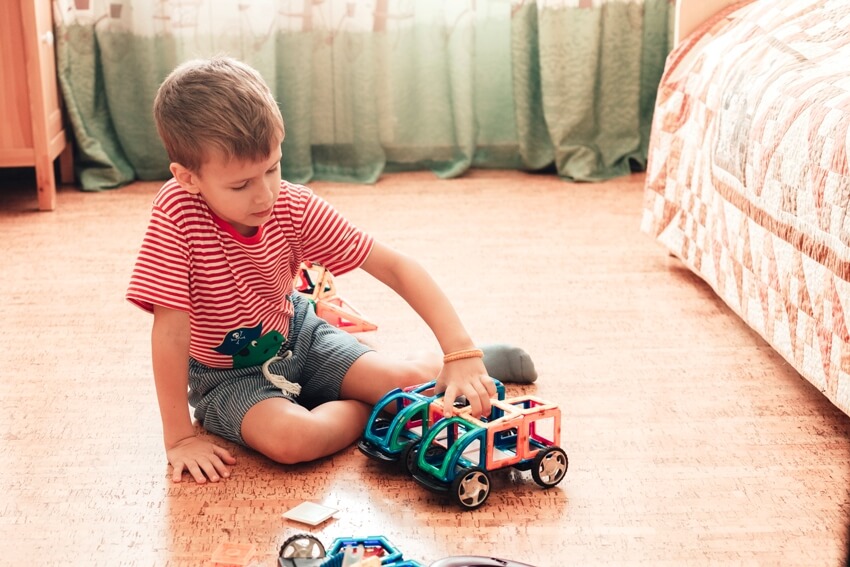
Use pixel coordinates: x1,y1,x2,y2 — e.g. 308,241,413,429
256,180,275,202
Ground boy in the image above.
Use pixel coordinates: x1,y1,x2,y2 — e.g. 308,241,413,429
127,57,536,484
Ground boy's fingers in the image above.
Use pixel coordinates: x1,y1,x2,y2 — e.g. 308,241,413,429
171,462,185,483
212,445,237,464
185,462,208,484
477,383,493,416
478,397,491,417
203,455,232,481
217,464,233,478
443,385,458,416
462,382,490,418
211,458,232,479
466,392,483,418
196,457,222,482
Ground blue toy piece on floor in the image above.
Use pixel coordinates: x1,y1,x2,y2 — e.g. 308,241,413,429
278,533,421,567
277,533,536,567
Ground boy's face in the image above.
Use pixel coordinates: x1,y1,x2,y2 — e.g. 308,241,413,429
172,146,283,237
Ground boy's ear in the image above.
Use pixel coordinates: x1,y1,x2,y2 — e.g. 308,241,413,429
170,162,201,195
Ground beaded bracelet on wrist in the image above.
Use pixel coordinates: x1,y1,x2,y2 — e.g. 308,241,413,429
442,348,484,364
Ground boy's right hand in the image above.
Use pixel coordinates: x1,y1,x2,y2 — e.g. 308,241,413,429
166,436,237,484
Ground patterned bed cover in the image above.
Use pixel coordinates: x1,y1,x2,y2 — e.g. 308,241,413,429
642,0,850,414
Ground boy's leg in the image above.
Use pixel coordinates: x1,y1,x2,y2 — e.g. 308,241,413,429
339,350,441,404
239,350,437,464
241,397,371,464
337,344,537,404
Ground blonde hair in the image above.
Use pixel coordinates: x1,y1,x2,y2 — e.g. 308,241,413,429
153,56,284,173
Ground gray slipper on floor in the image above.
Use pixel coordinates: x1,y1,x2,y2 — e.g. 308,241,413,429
481,343,538,384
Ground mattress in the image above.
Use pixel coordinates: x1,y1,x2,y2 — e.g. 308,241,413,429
641,0,850,414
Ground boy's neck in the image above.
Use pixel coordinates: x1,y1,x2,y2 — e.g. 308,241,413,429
209,209,263,241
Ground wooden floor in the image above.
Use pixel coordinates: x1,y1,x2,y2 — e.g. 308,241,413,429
1,168,849,566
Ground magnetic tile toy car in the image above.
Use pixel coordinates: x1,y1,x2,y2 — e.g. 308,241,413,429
407,394,567,510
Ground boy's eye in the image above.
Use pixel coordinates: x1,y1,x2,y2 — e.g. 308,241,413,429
266,164,279,174
231,181,250,190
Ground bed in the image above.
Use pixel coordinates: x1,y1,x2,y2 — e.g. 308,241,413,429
642,0,850,415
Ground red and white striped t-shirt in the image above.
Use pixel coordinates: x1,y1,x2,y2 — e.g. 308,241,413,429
126,179,373,368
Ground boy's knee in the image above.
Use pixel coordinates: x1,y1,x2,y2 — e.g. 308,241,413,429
242,403,316,465
262,440,310,465
255,422,317,464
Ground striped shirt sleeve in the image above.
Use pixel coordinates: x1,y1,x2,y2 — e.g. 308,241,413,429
288,184,374,277
126,200,192,314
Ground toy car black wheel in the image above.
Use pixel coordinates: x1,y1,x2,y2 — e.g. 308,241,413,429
279,533,326,559
451,467,491,510
530,446,568,488
402,442,447,475
400,440,421,475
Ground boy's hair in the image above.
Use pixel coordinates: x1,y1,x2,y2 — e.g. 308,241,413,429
153,56,284,173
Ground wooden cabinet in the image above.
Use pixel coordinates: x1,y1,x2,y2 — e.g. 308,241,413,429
0,0,73,211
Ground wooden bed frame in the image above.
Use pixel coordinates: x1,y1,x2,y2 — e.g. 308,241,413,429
675,0,742,45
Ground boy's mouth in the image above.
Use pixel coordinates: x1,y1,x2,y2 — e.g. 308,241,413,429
253,206,274,218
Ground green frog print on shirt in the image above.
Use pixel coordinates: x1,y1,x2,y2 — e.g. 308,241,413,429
213,322,284,369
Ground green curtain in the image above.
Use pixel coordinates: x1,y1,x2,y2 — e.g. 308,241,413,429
54,0,672,190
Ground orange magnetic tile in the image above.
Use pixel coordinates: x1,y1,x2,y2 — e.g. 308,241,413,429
210,542,256,566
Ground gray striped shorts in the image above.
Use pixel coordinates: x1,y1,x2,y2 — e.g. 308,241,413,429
188,293,372,446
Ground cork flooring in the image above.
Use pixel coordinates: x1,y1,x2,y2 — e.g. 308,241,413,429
1,169,848,566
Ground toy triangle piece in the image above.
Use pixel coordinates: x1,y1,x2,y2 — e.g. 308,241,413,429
295,262,378,333
315,296,378,333
295,261,337,301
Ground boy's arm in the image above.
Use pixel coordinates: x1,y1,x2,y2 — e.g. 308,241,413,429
359,241,497,416
151,305,236,483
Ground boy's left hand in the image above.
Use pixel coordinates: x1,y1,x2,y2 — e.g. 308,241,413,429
437,358,497,417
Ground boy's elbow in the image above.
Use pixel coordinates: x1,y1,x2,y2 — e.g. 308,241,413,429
361,242,420,286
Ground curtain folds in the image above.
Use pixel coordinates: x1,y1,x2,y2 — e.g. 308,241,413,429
54,0,672,190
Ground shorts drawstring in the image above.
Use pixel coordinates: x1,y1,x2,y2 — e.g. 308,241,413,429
261,350,302,397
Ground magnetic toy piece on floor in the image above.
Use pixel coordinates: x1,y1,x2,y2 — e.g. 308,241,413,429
210,541,256,565
277,533,538,567
282,501,339,526
295,261,378,333
278,534,420,567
